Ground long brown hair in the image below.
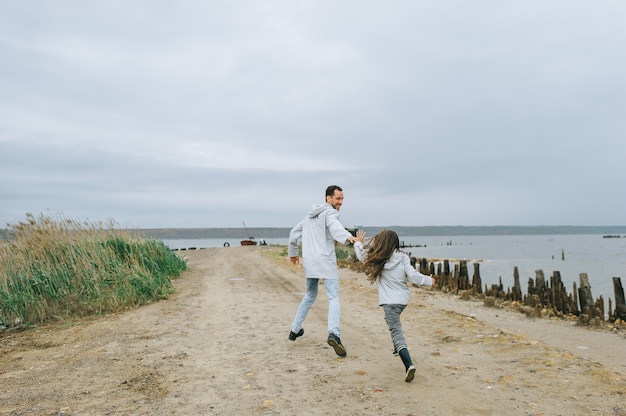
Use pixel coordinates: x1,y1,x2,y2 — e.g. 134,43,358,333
362,229,400,284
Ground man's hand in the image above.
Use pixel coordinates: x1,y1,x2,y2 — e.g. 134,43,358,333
290,256,300,265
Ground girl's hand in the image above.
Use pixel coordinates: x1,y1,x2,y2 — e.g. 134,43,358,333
356,229,366,243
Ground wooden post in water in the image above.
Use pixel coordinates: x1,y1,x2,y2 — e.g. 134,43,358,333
613,277,626,321
512,266,522,302
527,276,536,296
578,273,605,322
457,261,467,291
472,262,482,294
578,273,594,317
572,281,579,315
594,296,605,322
453,263,460,293
525,276,541,307
440,259,450,290
535,270,548,305
550,271,562,313
419,258,429,275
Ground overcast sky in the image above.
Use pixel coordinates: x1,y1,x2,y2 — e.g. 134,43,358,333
1,1,625,229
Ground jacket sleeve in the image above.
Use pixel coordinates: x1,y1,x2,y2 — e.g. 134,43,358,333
403,254,433,286
354,241,366,262
325,210,352,245
288,220,304,257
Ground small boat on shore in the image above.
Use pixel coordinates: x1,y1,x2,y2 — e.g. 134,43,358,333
240,221,257,246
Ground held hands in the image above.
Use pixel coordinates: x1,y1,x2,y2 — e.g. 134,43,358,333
290,256,299,265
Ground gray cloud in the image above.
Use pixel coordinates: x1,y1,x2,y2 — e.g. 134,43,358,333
1,1,625,228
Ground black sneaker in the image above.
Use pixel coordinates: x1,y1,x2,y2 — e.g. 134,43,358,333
288,328,304,341
327,333,347,357
405,365,416,382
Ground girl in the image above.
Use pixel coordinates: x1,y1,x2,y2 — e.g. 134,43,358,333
354,229,435,382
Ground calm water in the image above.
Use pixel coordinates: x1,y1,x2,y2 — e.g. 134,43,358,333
400,234,626,306
163,234,626,306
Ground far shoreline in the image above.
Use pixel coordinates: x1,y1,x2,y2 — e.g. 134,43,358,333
133,225,626,240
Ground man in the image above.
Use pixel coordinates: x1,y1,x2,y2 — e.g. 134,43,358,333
287,185,357,357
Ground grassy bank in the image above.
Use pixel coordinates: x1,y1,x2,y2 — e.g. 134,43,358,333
0,214,187,330
265,244,355,262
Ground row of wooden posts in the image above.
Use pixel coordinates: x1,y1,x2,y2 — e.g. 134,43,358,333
412,257,626,324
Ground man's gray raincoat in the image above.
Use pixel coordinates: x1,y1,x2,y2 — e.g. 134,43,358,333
288,203,353,280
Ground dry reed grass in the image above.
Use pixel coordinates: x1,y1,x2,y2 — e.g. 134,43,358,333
0,213,186,330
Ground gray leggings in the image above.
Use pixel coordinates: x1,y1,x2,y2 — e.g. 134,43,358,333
382,304,408,352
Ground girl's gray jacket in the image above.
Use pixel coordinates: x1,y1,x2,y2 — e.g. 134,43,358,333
288,203,353,280
354,241,433,305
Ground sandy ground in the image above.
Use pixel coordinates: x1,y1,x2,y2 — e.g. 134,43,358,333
1,246,625,416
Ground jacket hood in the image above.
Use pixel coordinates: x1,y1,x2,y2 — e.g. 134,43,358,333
383,251,404,270
308,203,332,218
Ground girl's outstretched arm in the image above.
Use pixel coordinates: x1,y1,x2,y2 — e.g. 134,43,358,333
354,230,367,261
403,255,434,286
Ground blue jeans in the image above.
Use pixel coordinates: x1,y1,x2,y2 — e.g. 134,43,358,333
292,278,340,336
382,304,408,351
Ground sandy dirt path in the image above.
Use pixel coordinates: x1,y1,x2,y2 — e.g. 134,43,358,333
1,246,625,415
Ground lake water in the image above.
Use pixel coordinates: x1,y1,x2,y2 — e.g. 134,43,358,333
162,233,626,308
400,234,626,308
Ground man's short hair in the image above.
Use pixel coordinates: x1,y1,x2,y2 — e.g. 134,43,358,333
326,185,343,198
